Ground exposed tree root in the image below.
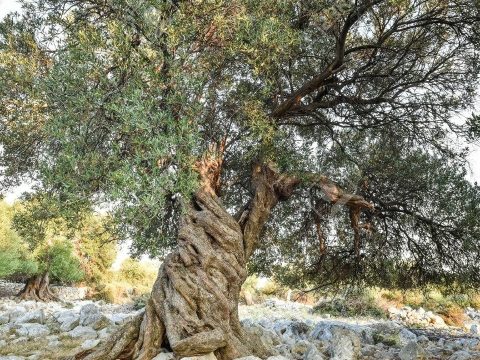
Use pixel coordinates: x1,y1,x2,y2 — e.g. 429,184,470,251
18,273,59,302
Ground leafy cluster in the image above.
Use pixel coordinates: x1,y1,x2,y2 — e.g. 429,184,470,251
1,0,480,290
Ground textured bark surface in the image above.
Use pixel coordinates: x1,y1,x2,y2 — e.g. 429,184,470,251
18,273,58,302
73,161,369,360
74,189,274,360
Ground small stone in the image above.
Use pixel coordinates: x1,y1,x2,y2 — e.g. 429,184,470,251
11,337,28,344
304,345,325,360
417,335,429,343
399,341,426,360
48,339,61,347
81,338,101,350
399,328,417,346
329,327,361,360
14,310,45,325
470,324,479,335
266,357,290,360
181,354,217,360
15,323,50,338
152,353,175,360
106,313,131,325
233,357,262,360
79,304,102,326
449,350,473,360
68,325,97,339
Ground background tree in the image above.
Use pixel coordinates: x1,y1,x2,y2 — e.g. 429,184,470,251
0,200,36,279
1,0,480,359
12,196,85,300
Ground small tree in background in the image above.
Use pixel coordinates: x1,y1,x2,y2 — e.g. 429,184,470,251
75,214,117,288
12,197,84,300
0,201,36,279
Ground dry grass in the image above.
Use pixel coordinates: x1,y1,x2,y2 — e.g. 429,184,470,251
0,337,83,359
437,304,467,326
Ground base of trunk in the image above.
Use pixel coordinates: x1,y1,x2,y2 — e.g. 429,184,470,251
73,190,272,360
17,273,58,302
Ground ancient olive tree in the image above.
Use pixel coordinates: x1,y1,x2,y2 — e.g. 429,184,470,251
1,0,480,358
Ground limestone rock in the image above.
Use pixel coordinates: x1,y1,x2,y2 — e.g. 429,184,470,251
399,328,417,346
15,323,50,338
181,354,217,360
79,304,102,326
14,310,45,325
81,338,101,350
329,327,361,360
152,354,175,360
399,341,426,360
67,325,97,339
304,344,325,360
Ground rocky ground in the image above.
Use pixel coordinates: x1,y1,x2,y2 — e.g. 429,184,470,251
0,297,479,360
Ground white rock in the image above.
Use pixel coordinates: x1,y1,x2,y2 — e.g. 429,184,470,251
81,338,101,350
11,337,28,344
309,323,333,341
15,323,50,338
105,313,131,325
180,354,217,360
329,327,361,360
304,344,325,360
55,311,80,331
152,353,175,360
399,328,417,346
0,356,26,360
266,357,290,360
399,341,426,360
48,339,61,347
429,314,446,327
470,324,479,335
233,357,262,360
0,339,6,347
15,310,45,325
68,325,97,339
79,304,102,326
449,350,472,360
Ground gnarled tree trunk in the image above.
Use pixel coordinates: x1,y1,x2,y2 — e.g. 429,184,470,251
74,162,295,360
18,273,58,302
73,159,372,360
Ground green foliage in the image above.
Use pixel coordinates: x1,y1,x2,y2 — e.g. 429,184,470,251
36,240,84,283
75,215,117,285
0,199,117,286
93,258,157,304
1,0,480,291
0,201,36,278
118,258,157,285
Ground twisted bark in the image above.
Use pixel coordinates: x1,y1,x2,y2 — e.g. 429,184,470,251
74,165,290,360
73,161,370,360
